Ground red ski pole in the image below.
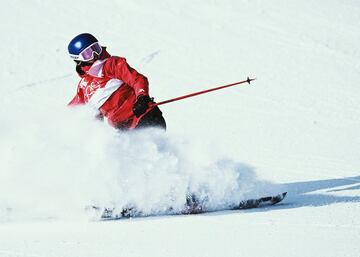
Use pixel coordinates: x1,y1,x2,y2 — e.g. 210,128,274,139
155,77,255,106
130,77,255,129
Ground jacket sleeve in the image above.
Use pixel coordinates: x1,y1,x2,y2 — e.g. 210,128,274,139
103,57,149,98
68,85,85,106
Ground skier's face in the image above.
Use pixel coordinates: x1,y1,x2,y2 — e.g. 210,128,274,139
75,54,99,66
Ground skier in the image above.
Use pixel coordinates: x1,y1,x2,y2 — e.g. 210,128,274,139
67,33,166,130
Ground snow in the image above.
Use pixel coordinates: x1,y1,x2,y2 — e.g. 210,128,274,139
1,0,360,256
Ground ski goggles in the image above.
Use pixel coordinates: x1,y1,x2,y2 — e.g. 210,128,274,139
70,42,103,62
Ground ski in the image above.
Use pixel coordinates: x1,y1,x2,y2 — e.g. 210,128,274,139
236,192,287,209
88,192,287,220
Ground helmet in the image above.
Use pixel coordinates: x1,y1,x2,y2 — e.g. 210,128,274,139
68,33,102,62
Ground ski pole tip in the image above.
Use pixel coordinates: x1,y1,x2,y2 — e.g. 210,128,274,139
247,77,256,84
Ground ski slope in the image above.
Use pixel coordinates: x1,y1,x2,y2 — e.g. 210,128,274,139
1,0,360,256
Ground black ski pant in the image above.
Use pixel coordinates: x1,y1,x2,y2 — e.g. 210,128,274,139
135,106,166,130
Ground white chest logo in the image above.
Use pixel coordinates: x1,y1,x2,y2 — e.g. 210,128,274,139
80,79,102,100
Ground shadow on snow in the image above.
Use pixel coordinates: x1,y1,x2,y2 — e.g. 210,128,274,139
238,175,360,214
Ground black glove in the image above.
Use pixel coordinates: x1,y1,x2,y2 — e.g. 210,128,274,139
133,95,154,117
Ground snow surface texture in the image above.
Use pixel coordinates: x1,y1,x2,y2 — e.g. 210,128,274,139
1,0,360,257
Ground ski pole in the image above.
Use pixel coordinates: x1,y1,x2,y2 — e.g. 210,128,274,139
130,77,255,129
154,77,255,106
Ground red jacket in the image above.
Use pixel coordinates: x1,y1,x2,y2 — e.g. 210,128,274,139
68,50,150,129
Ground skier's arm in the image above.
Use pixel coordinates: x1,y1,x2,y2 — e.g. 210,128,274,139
104,57,149,97
68,85,85,106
